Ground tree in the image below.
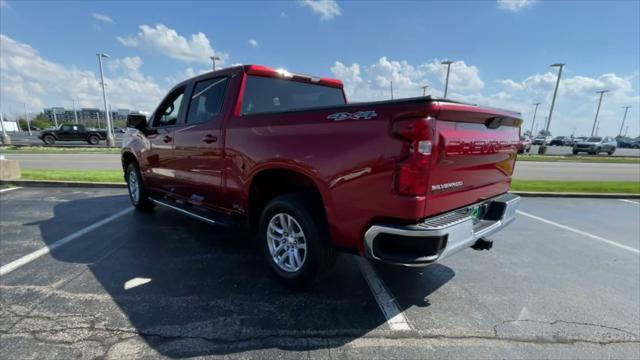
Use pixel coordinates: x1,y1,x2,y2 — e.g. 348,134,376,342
537,129,552,137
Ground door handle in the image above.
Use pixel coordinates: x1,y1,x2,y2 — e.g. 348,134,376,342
163,135,172,143
202,134,218,144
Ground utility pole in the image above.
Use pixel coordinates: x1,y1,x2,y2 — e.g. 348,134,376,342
421,85,429,96
210,55,221,71
0,112,11,145
52,110,59,128
619,106,631,136
72,100,79,124
624,125,629,137
441,60,453,98
591,90,608,137
24,103,32,136
390,80,394,100
539,63,564,154
97,53,115,146
529,102,541,137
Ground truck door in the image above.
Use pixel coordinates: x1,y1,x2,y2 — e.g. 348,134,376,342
139,87,187,194
171,76,228,211
58,124,73,141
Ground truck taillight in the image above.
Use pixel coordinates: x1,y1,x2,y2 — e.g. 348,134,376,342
393,117,434,196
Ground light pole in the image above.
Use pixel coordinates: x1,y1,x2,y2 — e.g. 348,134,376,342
97,53,115,146
539,63,564,154
441,60,453,98
52,109,59,128
619,106,631,137
390,80,394,100
590,90,608,137
0,112,11,145
529,102,541,137
72,100,79,124
210,55,221,71
24,103,32,136
421,85,429,96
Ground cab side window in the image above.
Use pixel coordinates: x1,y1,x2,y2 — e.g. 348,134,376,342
60,125,71,131
153,88,185,127
186,77,228,124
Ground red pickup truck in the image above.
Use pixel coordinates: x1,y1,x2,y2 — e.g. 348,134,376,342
122,64,521,287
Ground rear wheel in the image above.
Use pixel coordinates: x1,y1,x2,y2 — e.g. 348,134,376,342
125,162,155,211
259,193,336,289
87,135,99,145
608,148,616,156
572,149,579,155
42,135,55,145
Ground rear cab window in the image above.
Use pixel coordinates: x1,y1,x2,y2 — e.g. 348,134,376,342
241,76,345,115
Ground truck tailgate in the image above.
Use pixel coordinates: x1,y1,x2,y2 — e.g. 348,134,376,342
424,102,521,217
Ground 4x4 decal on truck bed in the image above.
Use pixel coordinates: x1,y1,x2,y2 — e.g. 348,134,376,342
327,111,377,121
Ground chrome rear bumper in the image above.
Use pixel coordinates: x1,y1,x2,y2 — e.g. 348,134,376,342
363,193,520,266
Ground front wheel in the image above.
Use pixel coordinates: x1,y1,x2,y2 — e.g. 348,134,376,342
125,162,155,211
259,193,336,289
608,148,616,156
572,149,579,155
42,135,55,145
87,135,99,145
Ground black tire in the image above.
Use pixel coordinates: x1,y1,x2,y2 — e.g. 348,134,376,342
259,193,336,289
572,150,579,155
125,162,155,211
608,148,616,156
87,135,99,145
42,135,55,145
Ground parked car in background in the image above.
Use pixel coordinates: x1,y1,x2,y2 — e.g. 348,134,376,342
517,136,532,154
570,137,587,146
38,124,107,145
573,136,617,155
532,135,552,145
549,136,571,146
121,64,521,287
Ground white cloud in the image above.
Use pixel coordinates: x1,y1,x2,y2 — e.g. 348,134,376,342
117,24,228,65
248,39,259,48
331,57,483,102
497,0,537,13
0,34,166,114
330,56,639,137
92,12,114,24
299,0,341,20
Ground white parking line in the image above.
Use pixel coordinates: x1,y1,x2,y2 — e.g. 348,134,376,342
355,257,412,332
0,186,21,194
517,210,639,254
0,207,133,276
619,199,640,205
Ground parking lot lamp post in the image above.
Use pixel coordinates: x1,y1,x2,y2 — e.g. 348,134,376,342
529,102,541,137
590,90,608,137
210,56,221,71
422,85,429,96
441,60,453,98
390,80,394,100
97,53,115,147
0,112,11,145
539,63,564,154
52,110,59,128
619,106,631,136
73,100,79,124
24,103,32,136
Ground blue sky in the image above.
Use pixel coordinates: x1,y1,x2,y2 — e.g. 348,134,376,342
1,0,639,136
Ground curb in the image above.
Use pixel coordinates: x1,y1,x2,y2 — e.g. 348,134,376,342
0,179,126,188
512,191,640,199
2,179,639,199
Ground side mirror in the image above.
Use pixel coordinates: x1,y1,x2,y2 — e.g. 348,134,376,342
127,114,147,131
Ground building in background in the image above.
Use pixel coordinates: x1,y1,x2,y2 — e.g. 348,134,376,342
44,107,137,124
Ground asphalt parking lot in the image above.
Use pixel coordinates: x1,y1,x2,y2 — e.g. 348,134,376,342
0,187,639,359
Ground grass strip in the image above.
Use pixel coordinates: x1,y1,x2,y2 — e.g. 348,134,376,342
512,180,640,194
0,146,120,154
20,169,124,183
517,155,639,164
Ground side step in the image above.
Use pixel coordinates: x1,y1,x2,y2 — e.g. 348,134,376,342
150,196,235,227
